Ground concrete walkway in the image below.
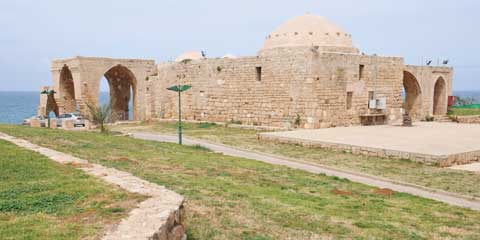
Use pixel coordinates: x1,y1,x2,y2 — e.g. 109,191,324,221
450,162,480,172
131,132,480,211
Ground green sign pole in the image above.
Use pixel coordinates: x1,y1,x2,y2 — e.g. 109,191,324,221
167,84,192,145
178,90,182,145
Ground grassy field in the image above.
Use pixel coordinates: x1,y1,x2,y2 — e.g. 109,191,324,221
449,107,480,116
0,139,144,240
1,125,480,239
110,121,480,199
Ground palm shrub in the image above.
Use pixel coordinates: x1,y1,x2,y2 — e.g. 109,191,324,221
86,102,111,133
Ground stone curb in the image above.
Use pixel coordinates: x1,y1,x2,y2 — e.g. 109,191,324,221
0,133,187,240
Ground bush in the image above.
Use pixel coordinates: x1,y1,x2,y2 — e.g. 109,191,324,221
86,102,111,133
425,115,435,122
198,122,217,129
454,96,475,107
294,114,301,127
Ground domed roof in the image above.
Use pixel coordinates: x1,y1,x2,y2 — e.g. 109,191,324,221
175,51,205,62
262,14,358,53
222,54,237,59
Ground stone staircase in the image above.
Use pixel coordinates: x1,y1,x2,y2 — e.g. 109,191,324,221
435,115,454,123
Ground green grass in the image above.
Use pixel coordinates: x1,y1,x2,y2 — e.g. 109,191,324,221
449,107,480,116
111,121,480,199
1,124,480,239
0,139,144,240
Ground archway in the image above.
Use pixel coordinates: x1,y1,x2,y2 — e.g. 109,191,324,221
102,65,136,121
59,65,77,113
46,94,59,117
403,71,422,119
433,77,447,115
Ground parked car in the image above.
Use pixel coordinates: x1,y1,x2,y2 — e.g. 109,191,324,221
56,113,85,127
22,115,47,127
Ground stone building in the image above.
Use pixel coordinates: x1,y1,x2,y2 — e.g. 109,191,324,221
39,14,453,129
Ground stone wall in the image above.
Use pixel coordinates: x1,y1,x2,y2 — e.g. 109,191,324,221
41,53,454,129
404,65,454,118
149,47,406,129
49,57,156,120
456,115,480,124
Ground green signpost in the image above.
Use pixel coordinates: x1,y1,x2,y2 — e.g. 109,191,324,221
40,89,57,128
166,84,192,145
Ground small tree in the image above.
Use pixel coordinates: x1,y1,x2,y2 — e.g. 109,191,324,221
454,96,475,107
86,102,111,133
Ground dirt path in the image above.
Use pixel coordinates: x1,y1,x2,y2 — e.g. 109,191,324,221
131,132,480,211
0,133,186,240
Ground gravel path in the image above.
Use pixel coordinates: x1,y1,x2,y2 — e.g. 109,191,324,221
131,132,480,211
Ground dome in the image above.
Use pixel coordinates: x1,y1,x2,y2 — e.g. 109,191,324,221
261,14,358,53
175,51,205,62
222,54,237,59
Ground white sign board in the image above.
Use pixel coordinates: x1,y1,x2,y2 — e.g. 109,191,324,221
376,97,387,110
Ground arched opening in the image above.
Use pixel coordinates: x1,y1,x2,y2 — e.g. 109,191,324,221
59,65,77,113
433,77,447,115
46,94,59,117
101,65,136,122
403,71,422,119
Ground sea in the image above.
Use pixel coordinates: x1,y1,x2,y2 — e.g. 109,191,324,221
0,92,117,124
0,91,479,124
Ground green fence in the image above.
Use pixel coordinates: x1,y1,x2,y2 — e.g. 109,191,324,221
453,104,480,109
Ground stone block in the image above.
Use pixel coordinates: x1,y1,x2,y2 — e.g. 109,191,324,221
62,120,74,129
84,120,96,130
30,119,41,128
49,118,57,129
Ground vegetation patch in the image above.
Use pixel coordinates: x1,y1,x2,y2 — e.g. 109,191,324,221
0,138,144,240
111,121,480,199
1,125,480,239
375,188,395,196
449,107,480,116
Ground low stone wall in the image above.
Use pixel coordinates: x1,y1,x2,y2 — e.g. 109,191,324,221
49,118,57,129
62,119,75,129
258,133,479,167
456,115,480,124
30,119,41,128
0,133,187,240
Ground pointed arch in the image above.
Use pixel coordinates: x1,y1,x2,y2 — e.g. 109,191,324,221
59,65,77,113
102,64,137,121
403,71,423,119
433,77,447,115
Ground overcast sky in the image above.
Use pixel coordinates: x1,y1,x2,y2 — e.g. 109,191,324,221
0,0,479,91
